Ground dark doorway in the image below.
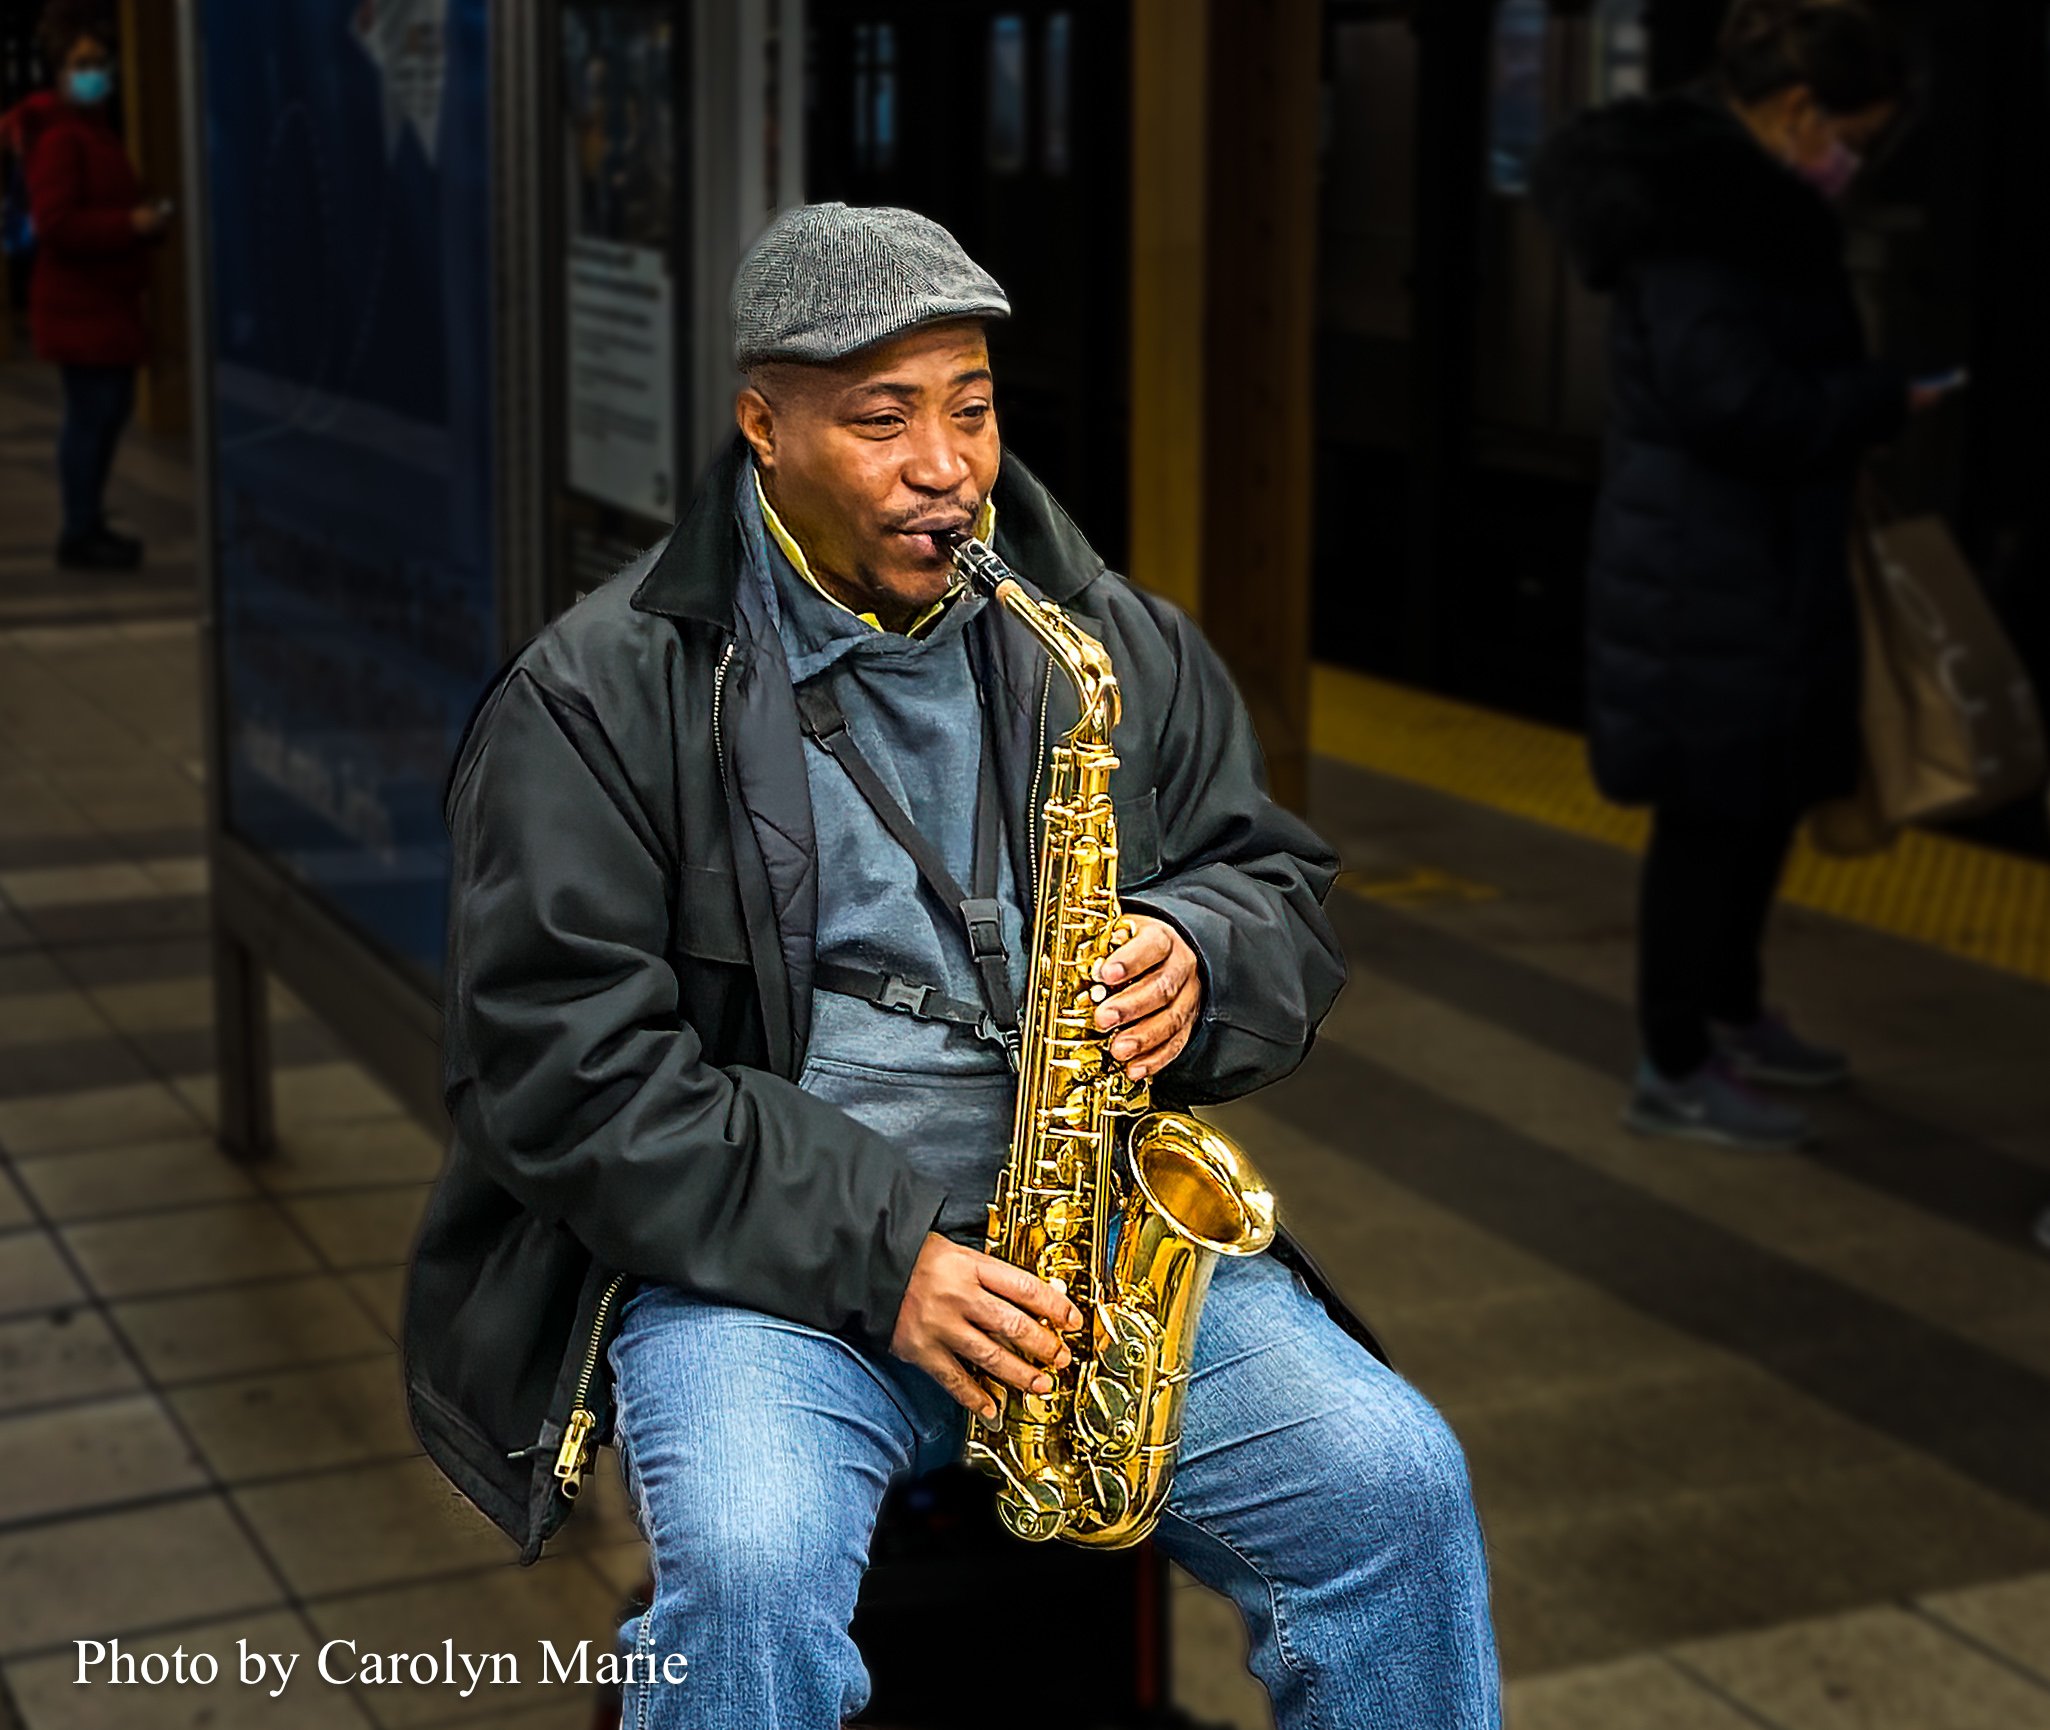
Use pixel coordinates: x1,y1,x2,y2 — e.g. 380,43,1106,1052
805,2,1132,569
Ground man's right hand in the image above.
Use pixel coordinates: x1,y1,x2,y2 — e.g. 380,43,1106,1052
890,1233,1083,1420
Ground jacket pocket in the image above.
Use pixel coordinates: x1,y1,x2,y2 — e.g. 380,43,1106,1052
410,1376,508,1459
674,863,751,964
406,1376,536,1555
1114,787,1163,888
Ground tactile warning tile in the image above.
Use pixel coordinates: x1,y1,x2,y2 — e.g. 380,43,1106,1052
1311,663,2050,987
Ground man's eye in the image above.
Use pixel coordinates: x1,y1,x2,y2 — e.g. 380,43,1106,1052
862,416,905,433
958,404,991,423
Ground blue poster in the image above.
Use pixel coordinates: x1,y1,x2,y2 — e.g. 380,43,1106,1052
200,0,494,990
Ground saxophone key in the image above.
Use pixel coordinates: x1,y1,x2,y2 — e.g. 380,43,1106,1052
1083,1462,1133,1530
1036,1242,1084,1291
1039,1195,1085,1242
1078,1374,1136,1454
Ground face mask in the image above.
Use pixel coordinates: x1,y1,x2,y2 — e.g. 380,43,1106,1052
66,66,113,106
1794,135,1863,201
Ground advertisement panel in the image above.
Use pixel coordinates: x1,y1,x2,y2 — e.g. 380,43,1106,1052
199,0,495,989
562,4,679,520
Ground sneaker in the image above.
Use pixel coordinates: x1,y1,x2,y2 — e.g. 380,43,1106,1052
1623,1057,1813,1150
1714,1010,1850,1089
95,525,144,565
56,530,142,572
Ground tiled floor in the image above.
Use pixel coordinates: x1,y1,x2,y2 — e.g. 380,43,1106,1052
3,359,2049,1728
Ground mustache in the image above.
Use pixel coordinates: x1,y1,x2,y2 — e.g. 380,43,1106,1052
882,499,980,534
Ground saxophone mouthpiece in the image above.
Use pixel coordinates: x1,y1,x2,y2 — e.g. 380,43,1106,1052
943,529,1008,600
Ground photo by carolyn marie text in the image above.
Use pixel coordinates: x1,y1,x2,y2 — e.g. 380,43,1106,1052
74,1637,690,1698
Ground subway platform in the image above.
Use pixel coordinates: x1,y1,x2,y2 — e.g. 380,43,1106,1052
2,357,2049,1730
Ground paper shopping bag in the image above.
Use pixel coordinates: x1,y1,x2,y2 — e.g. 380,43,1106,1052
1809,506,2046,856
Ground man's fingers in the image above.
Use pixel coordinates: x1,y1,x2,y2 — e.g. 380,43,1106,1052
945,1323,1059,1396
1093,956,1190,1029
1094,919,1173,987
920,1349,999,1420
966,1294,1072,1368
1104,1003,1197,1077
974,1254,1085,1331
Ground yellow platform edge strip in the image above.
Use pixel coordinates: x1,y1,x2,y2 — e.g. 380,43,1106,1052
1311,663,2050,988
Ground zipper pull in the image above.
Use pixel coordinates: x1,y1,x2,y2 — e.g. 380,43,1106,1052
553,1407,597,1499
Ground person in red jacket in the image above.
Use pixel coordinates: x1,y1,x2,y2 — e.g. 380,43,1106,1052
14,2,168,569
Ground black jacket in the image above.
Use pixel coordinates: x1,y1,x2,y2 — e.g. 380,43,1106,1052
1533,94,1908,818
401,440,1376,1563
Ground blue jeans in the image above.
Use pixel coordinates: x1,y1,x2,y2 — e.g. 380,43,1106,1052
57,363,135,542
609,1250,1501,1728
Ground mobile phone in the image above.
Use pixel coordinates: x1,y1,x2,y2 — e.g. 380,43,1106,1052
1912,366,1969,394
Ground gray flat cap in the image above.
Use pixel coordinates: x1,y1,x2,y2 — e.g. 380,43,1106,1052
731,203,1010,370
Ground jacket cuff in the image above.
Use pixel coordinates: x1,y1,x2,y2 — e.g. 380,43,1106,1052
856,1166,950,1356
1120,892,1219,1069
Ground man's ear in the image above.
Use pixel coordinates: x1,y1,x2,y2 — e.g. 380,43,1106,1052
735,386,776,468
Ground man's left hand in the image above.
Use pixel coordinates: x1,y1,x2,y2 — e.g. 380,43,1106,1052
1090,914,1201,1081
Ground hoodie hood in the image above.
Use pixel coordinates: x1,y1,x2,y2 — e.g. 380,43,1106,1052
1532,91,1845,292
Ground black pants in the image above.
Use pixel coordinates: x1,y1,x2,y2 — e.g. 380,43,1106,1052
1637,804,1801,1079
57,363,136,543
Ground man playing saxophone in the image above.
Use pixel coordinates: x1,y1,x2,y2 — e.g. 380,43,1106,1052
404,204,1500,1728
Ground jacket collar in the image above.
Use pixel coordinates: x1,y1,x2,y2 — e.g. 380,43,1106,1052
630,433,1105,628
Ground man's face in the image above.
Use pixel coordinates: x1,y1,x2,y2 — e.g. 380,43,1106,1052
736,322,1000,629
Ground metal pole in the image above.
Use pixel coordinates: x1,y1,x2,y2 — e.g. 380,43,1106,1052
492,0,551,655
176,0,274,1163
777,0,807,209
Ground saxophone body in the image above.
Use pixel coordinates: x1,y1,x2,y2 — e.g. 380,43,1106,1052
948,534,1277,1550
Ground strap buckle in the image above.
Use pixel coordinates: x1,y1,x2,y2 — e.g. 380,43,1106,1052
795,688,848,743
875,976,933,1016
976,1013,1022,1074
960,897,1007,965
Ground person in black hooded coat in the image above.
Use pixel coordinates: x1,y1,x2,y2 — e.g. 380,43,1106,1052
1533,0,1929,1145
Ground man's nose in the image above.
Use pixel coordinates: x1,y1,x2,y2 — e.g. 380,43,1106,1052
899,423,973,495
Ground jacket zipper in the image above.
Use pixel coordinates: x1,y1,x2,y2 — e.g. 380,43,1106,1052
1028,657,1052,869
711,638,737,796
551,1270,627,1499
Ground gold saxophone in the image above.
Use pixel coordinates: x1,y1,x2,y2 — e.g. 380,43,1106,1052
947,533,1277,1550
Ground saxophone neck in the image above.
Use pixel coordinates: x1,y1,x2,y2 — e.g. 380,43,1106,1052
947,533,1120,740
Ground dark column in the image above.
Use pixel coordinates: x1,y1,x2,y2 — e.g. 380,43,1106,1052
1402,1,1495,688
1199,0,1321,810
1957,0,2050,555
119,0,190,436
